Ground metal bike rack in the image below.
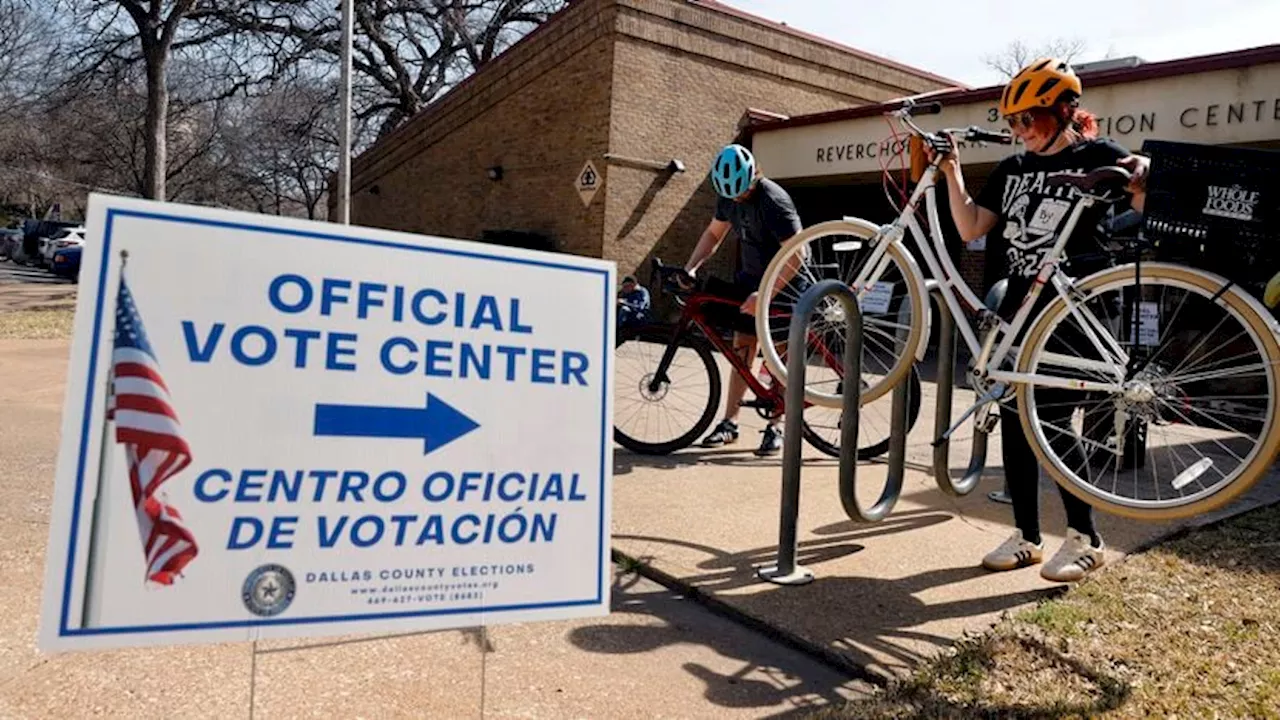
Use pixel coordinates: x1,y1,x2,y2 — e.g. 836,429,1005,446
927,284,988,496
757,280,912,586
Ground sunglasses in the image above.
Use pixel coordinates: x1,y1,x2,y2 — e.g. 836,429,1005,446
1005,111,1037,130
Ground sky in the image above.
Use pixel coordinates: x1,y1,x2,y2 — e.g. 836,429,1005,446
723,0,1280,88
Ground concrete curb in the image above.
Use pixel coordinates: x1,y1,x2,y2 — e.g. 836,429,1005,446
610,547,892,688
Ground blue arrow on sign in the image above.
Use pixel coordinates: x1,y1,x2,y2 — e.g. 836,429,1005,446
313,393,480,455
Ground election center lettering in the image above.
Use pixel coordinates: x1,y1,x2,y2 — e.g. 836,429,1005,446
55,206,612,642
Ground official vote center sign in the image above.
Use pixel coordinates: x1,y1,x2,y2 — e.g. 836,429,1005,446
39,194,615,651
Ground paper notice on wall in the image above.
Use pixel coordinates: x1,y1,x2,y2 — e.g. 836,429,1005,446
858,282,894,315
1137,301,1160,346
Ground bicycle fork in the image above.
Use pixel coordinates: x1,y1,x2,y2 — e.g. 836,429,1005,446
646,317,695,393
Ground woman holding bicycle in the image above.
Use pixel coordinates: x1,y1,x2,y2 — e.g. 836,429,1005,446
930,58,1150,582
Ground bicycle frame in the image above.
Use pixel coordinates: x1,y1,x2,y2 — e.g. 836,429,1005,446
647,288,837,415
850,129,1132,396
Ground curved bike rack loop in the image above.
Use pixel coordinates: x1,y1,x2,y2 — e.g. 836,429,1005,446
927,283,988,496
757,280,911,586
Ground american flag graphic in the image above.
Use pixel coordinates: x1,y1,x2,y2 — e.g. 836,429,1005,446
107,274,198,585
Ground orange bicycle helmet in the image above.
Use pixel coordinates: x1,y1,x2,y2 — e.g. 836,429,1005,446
999,58,1082,117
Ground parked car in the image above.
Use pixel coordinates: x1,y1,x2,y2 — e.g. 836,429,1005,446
0,228,21,260
21,218,80,266
50,245,81,281
40,226,85,268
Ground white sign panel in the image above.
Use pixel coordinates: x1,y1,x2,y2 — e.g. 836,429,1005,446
39,194,615,651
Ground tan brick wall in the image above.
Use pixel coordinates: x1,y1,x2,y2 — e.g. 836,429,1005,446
602,37,866,286
600,0,950,285
614,0,952,102
347,2,616,257
347,0,952,281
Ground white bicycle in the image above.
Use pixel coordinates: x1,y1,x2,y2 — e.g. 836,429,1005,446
754,98,1280,521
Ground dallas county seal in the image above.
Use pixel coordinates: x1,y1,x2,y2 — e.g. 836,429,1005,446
242,564,297,617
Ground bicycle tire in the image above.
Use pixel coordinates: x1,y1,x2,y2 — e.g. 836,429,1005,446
800,364,923,460
755,218,927,409
1016,262,1280,521
613,324,722,455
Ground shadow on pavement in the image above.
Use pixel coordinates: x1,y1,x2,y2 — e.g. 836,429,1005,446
615,446,840,476
614,508,1065,678
569,571,861,718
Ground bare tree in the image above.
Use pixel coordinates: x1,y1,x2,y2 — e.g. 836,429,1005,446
210,0,566,143
223,78,338,218
26,0,564,217
59,0,214,201
982,38,1088,79
0,1,63,117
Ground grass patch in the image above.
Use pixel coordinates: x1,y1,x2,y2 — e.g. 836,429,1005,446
816,502,1280,719
0,308,75,339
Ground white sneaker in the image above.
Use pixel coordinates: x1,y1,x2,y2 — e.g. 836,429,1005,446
982,531,1044,571
1041,529,1106,583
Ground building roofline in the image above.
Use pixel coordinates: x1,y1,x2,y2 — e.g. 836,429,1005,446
745,43,1280,137
693,0,966,88
355,0,969,171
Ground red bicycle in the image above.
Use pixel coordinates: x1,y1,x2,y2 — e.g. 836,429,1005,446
614,259,922,458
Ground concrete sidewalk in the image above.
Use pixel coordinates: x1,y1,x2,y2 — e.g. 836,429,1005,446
612,355,1280,681
0,340,870,719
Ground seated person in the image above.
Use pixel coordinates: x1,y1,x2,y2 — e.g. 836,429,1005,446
617,275,651,329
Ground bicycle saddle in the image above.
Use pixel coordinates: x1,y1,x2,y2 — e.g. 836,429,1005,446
1044,166,1132,197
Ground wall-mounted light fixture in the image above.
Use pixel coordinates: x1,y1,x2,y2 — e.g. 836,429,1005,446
487,165,504,181
604,154,686,175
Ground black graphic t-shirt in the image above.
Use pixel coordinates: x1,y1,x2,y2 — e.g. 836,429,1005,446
976,138,1131,314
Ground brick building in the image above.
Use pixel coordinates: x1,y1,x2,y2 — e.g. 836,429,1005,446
346,0,956,283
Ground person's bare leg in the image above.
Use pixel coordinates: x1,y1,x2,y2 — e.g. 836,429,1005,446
723,332,757,422
701,332,759,447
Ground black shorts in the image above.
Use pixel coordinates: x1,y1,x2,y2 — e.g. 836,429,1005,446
700,274,808,338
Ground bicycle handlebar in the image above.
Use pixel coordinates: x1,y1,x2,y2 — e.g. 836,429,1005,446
886,98,1014,151
966,127,1014,145
905,101,942,116
650,257,696,295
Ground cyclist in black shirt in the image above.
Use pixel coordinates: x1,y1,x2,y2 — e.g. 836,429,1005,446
930,58,1150,583
682,144,804,456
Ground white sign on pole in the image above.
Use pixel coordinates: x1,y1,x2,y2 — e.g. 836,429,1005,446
39,193,615,651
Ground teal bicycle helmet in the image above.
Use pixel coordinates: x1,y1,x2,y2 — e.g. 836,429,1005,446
711,144,757,199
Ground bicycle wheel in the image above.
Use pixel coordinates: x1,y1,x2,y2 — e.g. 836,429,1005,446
1016,262,1280,520
756,219,927,409
801,364,923,460
614,325,722,455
